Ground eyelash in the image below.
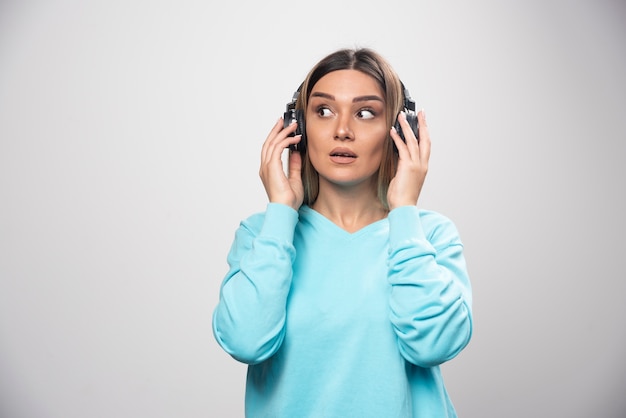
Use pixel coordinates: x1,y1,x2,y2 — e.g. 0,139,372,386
315,106,377,119
357,108,376,119
316,106,333,117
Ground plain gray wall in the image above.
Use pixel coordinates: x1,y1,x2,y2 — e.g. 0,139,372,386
1,0,625,417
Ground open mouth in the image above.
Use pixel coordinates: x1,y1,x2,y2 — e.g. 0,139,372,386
330,148,357,159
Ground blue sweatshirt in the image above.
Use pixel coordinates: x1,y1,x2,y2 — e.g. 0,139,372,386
213,203,473,417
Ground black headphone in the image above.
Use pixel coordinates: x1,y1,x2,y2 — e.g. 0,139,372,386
283,81,419,152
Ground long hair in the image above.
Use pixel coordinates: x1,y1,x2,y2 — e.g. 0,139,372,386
296,48,404,210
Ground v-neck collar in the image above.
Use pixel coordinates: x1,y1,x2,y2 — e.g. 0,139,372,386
299,205,388,239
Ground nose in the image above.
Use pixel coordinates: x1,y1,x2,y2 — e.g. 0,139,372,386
334,113,354,141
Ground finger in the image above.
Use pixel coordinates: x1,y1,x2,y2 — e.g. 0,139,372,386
397,111,420,157
268,127,300,165
262,118,298,163
261,118,285,163
417,109,431,162
390,125,410,160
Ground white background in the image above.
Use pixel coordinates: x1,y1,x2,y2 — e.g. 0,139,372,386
1,0,625,417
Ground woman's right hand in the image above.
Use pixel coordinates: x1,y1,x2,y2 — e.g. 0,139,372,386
259,118,304,210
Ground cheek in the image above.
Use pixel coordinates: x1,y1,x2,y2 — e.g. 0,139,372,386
366,129,389,157
304,137,325,171
304,119,329,143
369,135,390,170
304,122,331,159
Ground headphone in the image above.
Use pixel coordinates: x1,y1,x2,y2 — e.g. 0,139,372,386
283,81,419,152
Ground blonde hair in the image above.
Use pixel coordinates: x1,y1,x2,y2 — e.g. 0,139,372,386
296,48,405,210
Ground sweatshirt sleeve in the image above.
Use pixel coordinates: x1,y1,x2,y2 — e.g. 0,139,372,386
212,203,298,365
387,205,473,368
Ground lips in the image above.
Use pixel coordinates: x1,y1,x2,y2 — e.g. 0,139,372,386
329,147,357,164
330,148,357,158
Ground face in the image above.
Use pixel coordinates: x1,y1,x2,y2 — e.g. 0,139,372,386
305,69,388,191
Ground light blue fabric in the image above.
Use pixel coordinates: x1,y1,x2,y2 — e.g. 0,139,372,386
213,203,473,417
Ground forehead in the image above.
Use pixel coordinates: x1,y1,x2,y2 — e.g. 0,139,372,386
310,69,384,99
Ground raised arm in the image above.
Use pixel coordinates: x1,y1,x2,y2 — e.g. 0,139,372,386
387,206,473,367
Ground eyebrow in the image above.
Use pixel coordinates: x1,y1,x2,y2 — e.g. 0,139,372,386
310,92,384,103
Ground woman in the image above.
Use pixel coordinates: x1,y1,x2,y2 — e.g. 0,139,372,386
213,48,473,417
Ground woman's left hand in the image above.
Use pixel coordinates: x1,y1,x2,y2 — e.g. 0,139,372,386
387,110,431,210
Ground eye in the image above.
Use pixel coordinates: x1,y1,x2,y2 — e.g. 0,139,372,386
316,106,333,117
357,109,376,119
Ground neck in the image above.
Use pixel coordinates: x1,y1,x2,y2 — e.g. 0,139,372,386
311,181,387,233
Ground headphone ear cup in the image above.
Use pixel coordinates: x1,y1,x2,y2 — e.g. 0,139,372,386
406,112,419,141
394,112,419,144
295,109,306,152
